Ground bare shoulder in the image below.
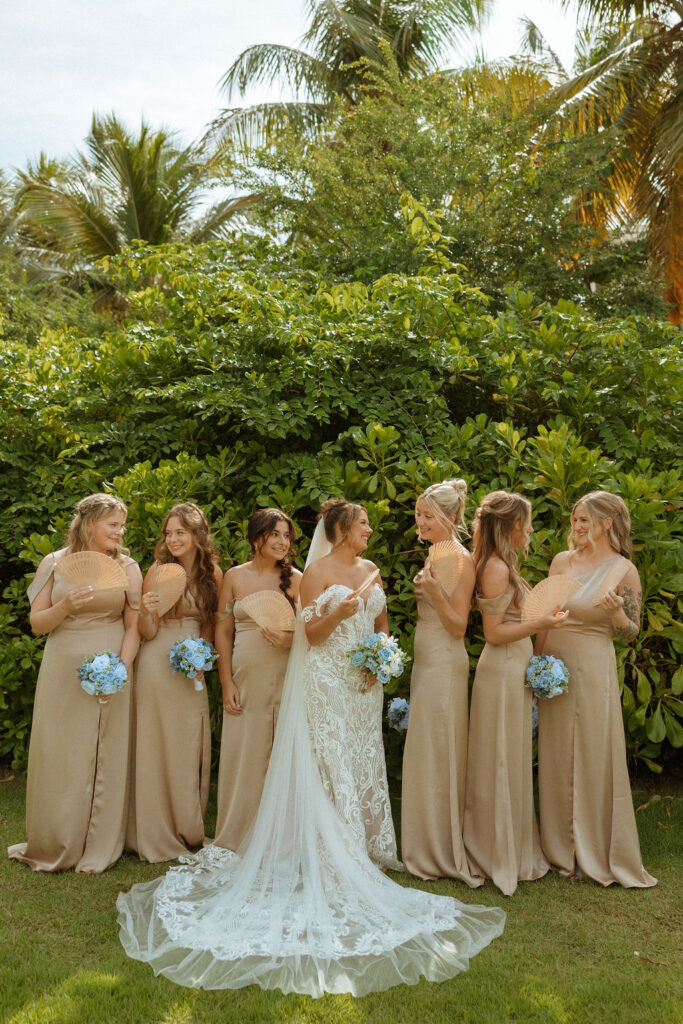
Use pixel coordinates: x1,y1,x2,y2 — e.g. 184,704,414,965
124,557,142,583
213,564,224,587
480,556,510,598
549,550,572,575
34,550,60,576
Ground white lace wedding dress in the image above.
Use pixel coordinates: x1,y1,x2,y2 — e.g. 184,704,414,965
117,524,505,996
303,583,401,870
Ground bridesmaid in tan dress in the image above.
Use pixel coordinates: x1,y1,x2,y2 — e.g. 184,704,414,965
538,490,656,887
213,508,301,851
127,503,222,862
401,479,481,884
8,494,141,873
463,491,567,895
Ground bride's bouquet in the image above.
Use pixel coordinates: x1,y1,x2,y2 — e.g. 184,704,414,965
78,652,128,701
525,654,569,699
169,637,218,691
348,632,408,692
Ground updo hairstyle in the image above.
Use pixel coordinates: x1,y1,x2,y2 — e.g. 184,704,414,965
65,493,128,558
248,508,297,608
471,490,532,605
419,478,468,537
319,499,364,546
155,502,220,627
570,491,632,558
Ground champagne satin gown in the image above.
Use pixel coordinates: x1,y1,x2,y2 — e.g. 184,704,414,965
126,591,211,862
401,587,481,885
8,549,141,873
212,595,289,850
538,557,656,887
463,585,549,895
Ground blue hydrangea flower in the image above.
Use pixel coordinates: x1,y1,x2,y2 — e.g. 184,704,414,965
78,652,128,698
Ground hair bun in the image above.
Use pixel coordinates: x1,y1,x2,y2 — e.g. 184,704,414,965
319,498,348,520
443,478,467,498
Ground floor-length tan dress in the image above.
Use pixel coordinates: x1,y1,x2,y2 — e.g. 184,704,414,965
538,557,656,887
126,591,211,862
8,549,141,873
212,595,289,851
401,590,481,885
463,586,549,895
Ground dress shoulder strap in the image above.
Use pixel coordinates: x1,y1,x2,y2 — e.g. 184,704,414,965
27,550,64,606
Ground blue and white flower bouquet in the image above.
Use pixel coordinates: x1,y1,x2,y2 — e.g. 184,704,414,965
347,632,408,693
78,651,128,701
525,654,569,699
169,637,218,691
387,696,410,732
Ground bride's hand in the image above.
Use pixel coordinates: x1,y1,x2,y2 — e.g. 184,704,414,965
336,595,360,621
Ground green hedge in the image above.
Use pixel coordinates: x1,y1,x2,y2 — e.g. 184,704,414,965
1,200,681,773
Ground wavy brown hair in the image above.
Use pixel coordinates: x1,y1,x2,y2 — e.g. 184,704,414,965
570,491,633,558
65,493,128,559
247,508,297,608
319,498,363,545
471,491,532,607
154,502,220,628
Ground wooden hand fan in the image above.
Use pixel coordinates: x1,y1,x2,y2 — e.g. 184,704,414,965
349,568,381,601
239,590,296,630
593,556,632,606
55,551,128,589
521,575,581,622
154,563,187,617
427,540,465,595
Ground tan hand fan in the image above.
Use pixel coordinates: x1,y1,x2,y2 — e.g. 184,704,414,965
154,563,187,617
521,575,582,622
593,556,631,606
239,590,296,630
349,568,381,601
427,540,465,595
55,551,128,590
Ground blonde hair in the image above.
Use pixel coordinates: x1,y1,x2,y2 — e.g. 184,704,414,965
65,493,128,558
419,478,468,538
319,499,363,545
570,491,632,558
471,490,531,606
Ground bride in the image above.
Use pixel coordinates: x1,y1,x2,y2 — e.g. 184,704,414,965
117,503,505,997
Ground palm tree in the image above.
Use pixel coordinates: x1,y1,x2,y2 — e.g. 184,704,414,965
16,113,259,281
212,0,493,148
525,1,683,320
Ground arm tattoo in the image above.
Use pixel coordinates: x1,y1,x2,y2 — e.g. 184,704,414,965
614,584,641,642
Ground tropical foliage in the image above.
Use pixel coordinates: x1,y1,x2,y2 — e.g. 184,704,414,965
527,0,683,319
1,204,680,775
15,113,256,286
213,0,492,146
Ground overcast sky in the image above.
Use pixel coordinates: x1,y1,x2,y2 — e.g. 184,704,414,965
1,0,578,170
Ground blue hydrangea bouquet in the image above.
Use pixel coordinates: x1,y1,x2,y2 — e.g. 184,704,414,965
78,652,128,701
387,696,410,732
347,632,408,692
525,654,569,699
169,637,218,691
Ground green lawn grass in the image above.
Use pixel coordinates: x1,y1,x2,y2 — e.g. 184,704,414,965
1,773,681,1024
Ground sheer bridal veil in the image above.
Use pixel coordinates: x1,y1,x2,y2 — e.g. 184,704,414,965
117,520,505,996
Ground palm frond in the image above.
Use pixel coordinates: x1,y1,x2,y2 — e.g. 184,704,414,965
182,193,265,243
208,102,331,152
518,16,568,78
220,44,331,100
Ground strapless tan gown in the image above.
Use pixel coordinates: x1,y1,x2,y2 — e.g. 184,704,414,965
212,595,288,851
538,557,656,887
8,549,141,873
126,591,211,862
463,585,549,895
401,592,481,885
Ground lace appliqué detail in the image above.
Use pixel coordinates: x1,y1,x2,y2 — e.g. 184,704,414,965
302,584,401,870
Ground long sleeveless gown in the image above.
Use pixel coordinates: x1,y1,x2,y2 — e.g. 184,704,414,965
401,587,481,885
538,557,656,887
463,585,549,895
213,594,289,851
126,590,211,862
302,583,400,870
8,548,141,873
117,578,506,995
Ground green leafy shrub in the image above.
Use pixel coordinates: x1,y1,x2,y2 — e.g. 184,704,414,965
1,207,680,773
